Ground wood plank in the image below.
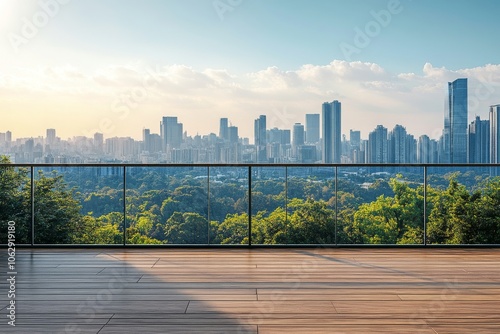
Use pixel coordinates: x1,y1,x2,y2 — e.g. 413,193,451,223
0,248,499,333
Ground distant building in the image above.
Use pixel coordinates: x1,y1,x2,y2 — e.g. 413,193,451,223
219,118,229,141
443,78,468,163
490,105,500,163
366,125,388,163
160,116,183,150
254,115,267,162
305,114,320,144
468,116,489,163
322,100,341,163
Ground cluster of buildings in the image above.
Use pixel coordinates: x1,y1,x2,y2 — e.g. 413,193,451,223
1,78,499,164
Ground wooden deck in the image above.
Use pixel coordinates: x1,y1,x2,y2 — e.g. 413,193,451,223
1,248,500,333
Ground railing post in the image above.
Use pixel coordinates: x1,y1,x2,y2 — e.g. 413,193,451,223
31,166,35,246
123,166,127,246
335,165,338,246
285,166,288,244
248,166,252,247
423,166,427,246
207,166,211,245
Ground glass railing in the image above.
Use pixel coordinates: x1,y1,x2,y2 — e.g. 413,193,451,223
1,163,499,246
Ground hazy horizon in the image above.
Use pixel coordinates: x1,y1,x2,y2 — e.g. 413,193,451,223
1,0,500,141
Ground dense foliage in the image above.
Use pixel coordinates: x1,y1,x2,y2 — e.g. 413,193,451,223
1,157,499,245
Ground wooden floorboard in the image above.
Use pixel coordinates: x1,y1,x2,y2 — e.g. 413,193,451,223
0,248,499,332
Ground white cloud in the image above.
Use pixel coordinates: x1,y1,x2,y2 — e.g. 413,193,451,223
1,60,500,140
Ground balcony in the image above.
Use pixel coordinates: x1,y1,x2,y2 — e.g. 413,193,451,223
1,163,500,246
1,163,500,332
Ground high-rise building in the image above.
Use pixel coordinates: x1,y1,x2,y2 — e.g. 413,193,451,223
366,125,388,163
468,116,489,163
388,125,407,163
228,126,239,144
305,114,320,144
490,105,500,163
254,115,267,162
293,123,305,157
46,129,56,146
93,133,104,152
349,130,361,149
443,78,468,163
160,116,183,150
322,100,341,163
6,131,12,143
219,118,229,141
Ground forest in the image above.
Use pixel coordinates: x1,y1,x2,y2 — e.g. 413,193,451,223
1,156,500,245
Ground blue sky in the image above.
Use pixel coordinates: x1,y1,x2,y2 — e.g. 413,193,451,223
1,0,500,140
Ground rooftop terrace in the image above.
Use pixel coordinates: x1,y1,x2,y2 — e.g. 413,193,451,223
1,248,500,333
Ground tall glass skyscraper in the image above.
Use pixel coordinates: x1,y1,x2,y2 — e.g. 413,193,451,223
254,115,267,162
444,78,468,163
322,100,341,163
305,114,320,144
490,105,500,164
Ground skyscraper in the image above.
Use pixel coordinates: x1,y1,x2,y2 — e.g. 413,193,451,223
366,125,388,163
468,116,489,163
305,114,320,144
388,125,407,163
322,100,341,163
293,123,305,156
443,78,468,163
490,105,500,163
46,129,56,146
254,115,267,162
160,116,183,150
219,118,229,141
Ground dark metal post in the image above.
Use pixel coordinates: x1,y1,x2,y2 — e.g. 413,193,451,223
248,166,252,246
335,166,338,246
423,166,427,246
207,166,210,245
123,166,126,246
31,166,35,246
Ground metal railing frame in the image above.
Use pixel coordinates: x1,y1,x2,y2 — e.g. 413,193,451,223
2,163,499,247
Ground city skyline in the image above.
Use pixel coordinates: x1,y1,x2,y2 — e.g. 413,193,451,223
1,1,500,141
2,75,499,165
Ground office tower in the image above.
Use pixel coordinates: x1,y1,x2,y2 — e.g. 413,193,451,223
93,133,104,152
350,130,361,149
281,129,291,145
160,116,183,150
490,105,500,163
418,135,431,163
322,100,341,163
6,131,12,143
305,114,320,144
388,125,407,163
219,118,229,141
46,129,56,146
293,123,305,153
254,115,267,162
468,116,490,163
366,125,388,163
443,78,468,163
268,128,282,144
293,123,305,160
228,126,239,144
143,128,151,152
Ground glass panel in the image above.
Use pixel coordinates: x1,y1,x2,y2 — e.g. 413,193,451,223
426,165,499,245
33,166,123,245
0,165,31,245
337,166,424,245
286,167,336,244
208,167,249,245
126,166,208,245
251,167,286,245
